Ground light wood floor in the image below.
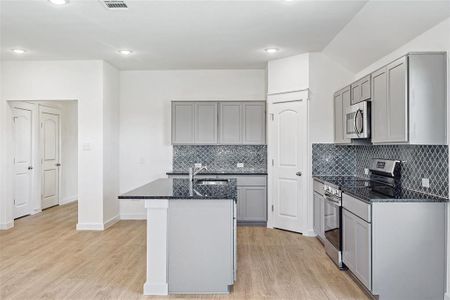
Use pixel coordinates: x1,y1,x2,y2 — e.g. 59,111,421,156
0,203,369,300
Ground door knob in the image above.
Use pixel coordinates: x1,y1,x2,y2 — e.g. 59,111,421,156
28,166,33,170
296,171,302,176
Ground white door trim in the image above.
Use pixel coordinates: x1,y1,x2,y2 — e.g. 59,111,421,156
39,105,62,209
267,90,310,233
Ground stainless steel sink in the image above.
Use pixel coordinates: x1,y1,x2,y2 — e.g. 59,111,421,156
195,179,229,186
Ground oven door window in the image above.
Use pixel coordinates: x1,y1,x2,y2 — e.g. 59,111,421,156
346,112,356,135
324,200,341,250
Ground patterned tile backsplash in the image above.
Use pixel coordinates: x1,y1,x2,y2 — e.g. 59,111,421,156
312,143,449,198
173,145,267,172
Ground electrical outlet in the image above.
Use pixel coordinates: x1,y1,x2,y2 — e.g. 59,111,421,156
237,163,244,168
194,163,202,168
364,168,369,175
422,178,430,188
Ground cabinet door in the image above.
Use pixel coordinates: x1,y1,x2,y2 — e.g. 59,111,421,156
351,81,361,105
243,102,266,144
219,102,242,144
334,87,351,144
371,67,388,143
360,75,371,102
343,209,371,290
354,216,372,290
237,186,267,222
343,209,356,271
194,102,218,144
172,102,195,144
386,56,408,143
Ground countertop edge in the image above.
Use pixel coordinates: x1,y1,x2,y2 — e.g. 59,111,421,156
167,171,268,176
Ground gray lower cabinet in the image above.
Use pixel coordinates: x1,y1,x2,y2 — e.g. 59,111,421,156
237,186,266,222
342,208,371,290
194,102,218,144
313,192,324,241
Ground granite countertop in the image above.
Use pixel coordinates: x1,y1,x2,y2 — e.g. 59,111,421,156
167,170,268,176
313,175,448,203
119,178,237,200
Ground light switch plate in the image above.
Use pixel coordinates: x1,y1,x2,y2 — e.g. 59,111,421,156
237,163,244,168
194,163,202,168
422,178,430,188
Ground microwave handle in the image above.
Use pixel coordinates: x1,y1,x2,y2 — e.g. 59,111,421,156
354,109,362,136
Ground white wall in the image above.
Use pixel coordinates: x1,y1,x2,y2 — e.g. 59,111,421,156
102,62,120,224
267,54,309,95
1,60,104,229
119,69,266,218
60,101,78,204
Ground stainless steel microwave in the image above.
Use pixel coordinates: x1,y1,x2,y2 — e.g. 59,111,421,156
345,101,371,139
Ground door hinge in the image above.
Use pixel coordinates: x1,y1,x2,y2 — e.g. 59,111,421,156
271,205,274,212
270,113,274,121
271,159,274,166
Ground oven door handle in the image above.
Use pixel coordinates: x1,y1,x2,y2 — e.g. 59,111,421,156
324,193,341,206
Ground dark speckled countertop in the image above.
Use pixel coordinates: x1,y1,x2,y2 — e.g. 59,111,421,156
167,170,268,176
313,176,448,203
119,178,237,200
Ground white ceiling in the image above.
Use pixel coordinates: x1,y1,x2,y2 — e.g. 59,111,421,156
1,0,367,70
322,1,450,73
1,1,449,71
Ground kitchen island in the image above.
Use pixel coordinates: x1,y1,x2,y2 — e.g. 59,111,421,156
119,178,237,296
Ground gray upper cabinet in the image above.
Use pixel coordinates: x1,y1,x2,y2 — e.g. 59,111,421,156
172,102,195,144
371,53,446,145
351,74,371,105
243,102,266,144
173,101,266,145
219,102,242,144
334,86,351,144
194,102,218,144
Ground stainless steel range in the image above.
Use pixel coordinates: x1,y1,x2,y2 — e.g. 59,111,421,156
321,159,401,268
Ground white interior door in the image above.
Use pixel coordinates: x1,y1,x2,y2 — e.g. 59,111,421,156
40,107,60,209
13,107,34,218
271,100,307,233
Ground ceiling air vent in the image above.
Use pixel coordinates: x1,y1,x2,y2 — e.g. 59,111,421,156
102,0,128,10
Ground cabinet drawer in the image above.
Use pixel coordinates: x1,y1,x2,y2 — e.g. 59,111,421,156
343,193,371,222
217,175,266,186
313,179,324,195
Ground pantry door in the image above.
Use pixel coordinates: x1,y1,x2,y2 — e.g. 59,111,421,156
270,97,308,233
40,106,61,209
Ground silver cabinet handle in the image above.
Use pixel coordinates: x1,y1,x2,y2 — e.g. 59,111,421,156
28,166,33,170
296,171,302,176
56,163,61,167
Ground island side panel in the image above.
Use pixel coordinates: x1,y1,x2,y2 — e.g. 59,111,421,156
168,199,234,294
143,199,169,296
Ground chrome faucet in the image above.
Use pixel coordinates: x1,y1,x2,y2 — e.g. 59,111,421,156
189,165,208,182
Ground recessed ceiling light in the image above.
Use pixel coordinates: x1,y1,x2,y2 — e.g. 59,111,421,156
118,49,133,55
265,48,279,54
11,48,26,54
49,0,69,5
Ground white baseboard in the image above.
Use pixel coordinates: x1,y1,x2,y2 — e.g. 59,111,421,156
120,213,146,220
0,221,14,230
60,195,78,205
76,223,104,231
31,209,42,215
143,282,168,296
444,292,450,300
104,215,120,229
302,229,317,237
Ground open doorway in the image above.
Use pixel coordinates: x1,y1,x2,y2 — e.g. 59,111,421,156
9,100,78,219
